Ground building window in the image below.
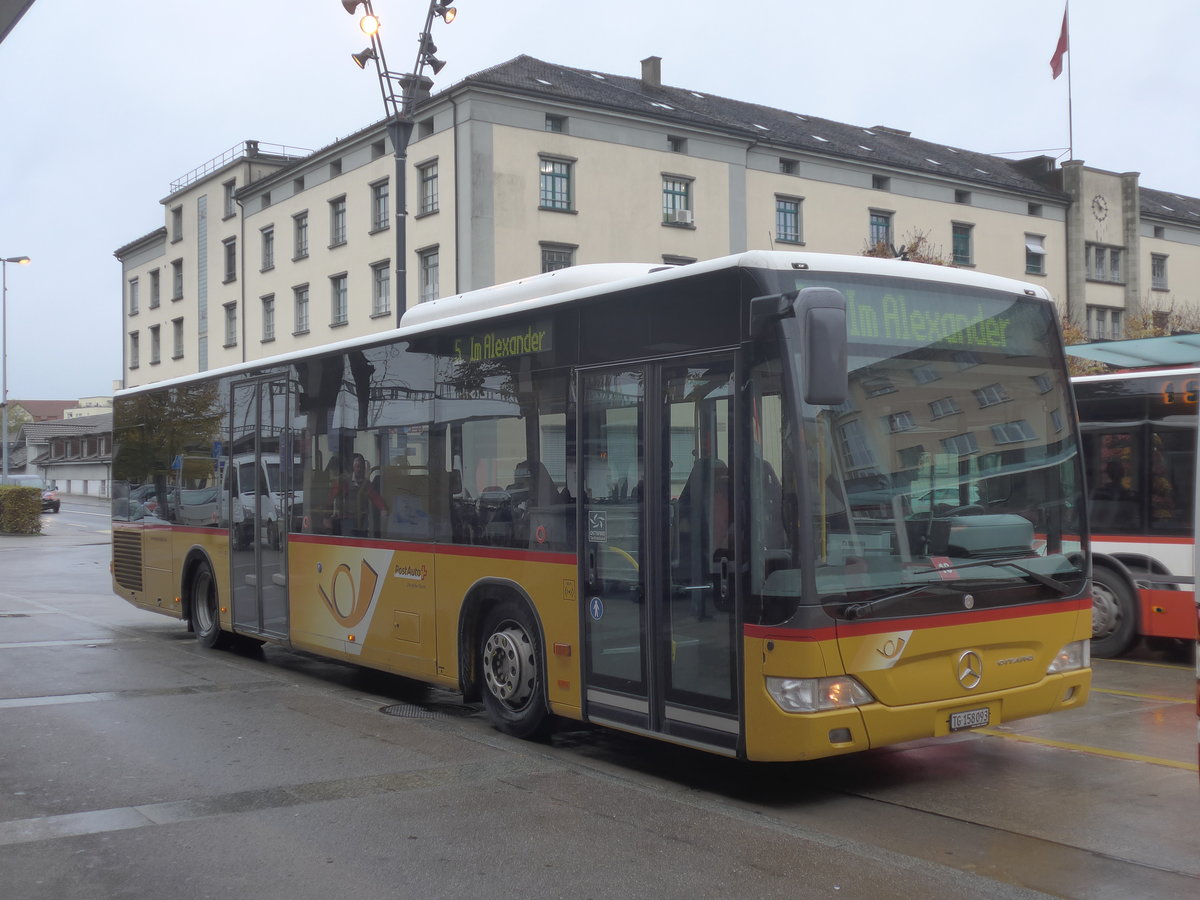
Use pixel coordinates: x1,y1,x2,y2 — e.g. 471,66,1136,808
991,421,1037,445
149,269,160,308
371,140,385,160
872,175,890,191
261,226,274,271
223,303,237,347
418,161,438,214
329,197,347,246
371,262,391,317
171,259,183,299
952,223,973,265
294,212,309,259
837,420,875,471
149,325,160,365
539,158,572,211
941,432,979,456
330,274,348,326
418,247,439,302
223,237,237,282
540,242,575,272
418,118,434,139
1151,253,1168,290
545,114,566,133
662,176,692,224
929,396,961,419
172,318,184,359
1032,374,1054,394
129,332,139,369
1153,225,1165,239
974,383,1011,407
1025,234,1046,275
1087,306,1123,341
371,179,390,231
955,190,972,205
886,411,916,433
223,179,236,218
668,135,687,153
1085,243,1123,283
293,176,305,193
898,445,925,470
869,211,892,248
779,158,798,175
1028,202,1043,217
776,197,802,244
171,206,183,242
127,277,139,316
261,295,275,342
294,285,310,334
912,364,939,384
330,159,342,177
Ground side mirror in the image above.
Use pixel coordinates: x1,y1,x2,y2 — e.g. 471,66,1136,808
796,287,847,406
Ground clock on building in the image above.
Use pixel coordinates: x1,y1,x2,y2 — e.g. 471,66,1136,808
1091,194,1109,222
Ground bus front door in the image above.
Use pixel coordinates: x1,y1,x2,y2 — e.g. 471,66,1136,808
229,377,291,640
580,358,740,755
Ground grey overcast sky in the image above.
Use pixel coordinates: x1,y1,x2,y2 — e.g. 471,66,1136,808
0,0,1195,400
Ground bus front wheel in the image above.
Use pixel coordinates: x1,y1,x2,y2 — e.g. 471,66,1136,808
1091,567,1137,658
479,600,549,739
190,563,231,650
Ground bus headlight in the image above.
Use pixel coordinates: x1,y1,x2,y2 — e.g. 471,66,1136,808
766,676,874,713
1046,640,1090,674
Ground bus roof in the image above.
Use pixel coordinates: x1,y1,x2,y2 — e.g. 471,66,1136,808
117,250,1054,398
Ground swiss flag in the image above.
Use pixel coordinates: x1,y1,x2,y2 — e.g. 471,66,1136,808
1050,8,1069,79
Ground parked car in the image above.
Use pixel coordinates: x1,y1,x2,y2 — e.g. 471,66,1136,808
2,474,60,512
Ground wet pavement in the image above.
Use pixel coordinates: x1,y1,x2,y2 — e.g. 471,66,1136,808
0,499,1197,899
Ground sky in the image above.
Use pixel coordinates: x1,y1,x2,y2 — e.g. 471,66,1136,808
0,0,1196,400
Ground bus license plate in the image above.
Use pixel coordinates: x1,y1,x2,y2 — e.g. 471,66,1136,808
950,707,990,731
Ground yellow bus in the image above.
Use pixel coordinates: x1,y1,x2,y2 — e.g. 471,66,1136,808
111,251,1091,761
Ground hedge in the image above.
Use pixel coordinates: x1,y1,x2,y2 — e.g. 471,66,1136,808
0,485,42,534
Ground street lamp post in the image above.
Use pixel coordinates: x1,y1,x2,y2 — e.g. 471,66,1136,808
2,255,31,484
343,0,457,324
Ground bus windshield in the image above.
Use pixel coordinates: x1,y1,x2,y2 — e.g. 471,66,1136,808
756,272,1087,624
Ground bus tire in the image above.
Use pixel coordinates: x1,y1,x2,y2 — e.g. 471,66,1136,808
190,563,231,650
479,599,549,739
1090,566,1137,658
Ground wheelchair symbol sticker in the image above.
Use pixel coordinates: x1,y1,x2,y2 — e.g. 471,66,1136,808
589,597,604,620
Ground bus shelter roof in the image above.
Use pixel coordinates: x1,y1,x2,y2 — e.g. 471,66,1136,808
1066,334,1200,368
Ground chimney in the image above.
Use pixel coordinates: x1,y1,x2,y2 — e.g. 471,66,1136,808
641,56,662,88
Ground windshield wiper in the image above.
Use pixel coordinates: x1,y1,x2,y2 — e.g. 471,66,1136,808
841,585,927,620
913,556,1074,595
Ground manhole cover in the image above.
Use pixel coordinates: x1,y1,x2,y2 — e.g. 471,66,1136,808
380,703,440,719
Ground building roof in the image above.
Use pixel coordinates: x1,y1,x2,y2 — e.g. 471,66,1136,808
1138,186,1200,226
11,399,74,421
463,55,1068,199
20,412,112,441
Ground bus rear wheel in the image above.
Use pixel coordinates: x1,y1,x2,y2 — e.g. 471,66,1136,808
191,563,231,649
479,600,549,739
1090,567,1137,658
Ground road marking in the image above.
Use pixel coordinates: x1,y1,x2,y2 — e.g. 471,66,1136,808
0,638,125,649
1092,687,1193,704
978,728,1199,772
1094,657,1191,672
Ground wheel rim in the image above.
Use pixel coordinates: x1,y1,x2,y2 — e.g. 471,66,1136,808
1091,580,1120,640
482,623,535,708
194,570,215,633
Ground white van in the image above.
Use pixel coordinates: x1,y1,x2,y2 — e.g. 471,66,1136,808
224,454,303,549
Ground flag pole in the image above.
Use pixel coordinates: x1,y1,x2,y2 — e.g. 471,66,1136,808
1066,1,1074,160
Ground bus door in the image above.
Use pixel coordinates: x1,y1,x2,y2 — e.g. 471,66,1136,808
580,357,740,754
229,377,292,639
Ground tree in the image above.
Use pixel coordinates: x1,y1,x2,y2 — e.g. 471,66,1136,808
862,228,951,266
1059,317,1109,377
